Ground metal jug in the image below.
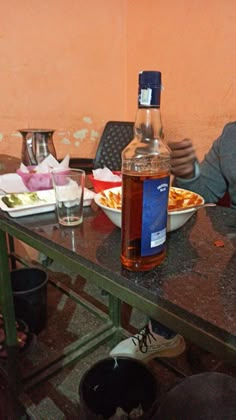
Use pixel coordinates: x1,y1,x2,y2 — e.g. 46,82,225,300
19,129,57,166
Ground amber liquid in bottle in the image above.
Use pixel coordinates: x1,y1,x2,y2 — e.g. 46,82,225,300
121,171,169,271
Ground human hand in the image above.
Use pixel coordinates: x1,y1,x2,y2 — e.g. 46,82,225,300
168,138,196,178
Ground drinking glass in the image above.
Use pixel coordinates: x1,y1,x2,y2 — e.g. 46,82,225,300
51,168,85,227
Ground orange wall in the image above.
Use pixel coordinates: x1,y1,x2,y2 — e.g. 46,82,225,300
0,0,127,160
0,0,236,163
126,0,236,159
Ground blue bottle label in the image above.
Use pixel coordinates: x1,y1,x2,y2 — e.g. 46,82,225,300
141,177,169,256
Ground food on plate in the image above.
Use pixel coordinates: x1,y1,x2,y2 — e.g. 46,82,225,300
1,192,44,208
168,187,203,211
100,190,122,210
99,187,203,212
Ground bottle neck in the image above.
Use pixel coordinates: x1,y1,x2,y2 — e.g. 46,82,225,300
134,107,163,141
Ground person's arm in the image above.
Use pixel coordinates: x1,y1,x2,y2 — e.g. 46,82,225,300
169,125,230,203
169,138,196,179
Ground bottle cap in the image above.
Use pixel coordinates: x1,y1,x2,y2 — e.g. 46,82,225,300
138,71,162,107
139,71,161,88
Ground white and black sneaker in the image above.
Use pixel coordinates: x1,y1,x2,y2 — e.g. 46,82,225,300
110,323,186,362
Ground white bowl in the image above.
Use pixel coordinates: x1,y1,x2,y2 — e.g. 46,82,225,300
94,186,204,233
167,206,199,232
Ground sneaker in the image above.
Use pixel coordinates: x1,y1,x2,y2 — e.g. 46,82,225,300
110,324,186,362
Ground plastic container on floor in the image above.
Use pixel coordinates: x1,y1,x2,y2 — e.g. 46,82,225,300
11,267,48,335
79,356,159,419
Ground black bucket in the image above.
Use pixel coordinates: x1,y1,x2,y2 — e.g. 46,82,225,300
79,356,159,419
11,267,48,335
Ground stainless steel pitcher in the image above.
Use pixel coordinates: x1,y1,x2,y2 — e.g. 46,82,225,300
19,129,57,166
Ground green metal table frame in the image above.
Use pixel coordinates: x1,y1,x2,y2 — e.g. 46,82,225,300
0,215,235,398
0,227,122,392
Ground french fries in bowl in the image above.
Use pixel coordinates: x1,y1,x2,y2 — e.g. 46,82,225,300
94,186,204,232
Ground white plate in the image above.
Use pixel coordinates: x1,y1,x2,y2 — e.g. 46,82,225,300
0,188,95,218
0,190,56,218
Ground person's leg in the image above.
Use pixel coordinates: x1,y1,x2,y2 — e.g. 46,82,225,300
150,319,177,339
110,318,185,361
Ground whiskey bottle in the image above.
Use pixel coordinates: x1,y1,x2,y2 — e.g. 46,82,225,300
121,70,171,271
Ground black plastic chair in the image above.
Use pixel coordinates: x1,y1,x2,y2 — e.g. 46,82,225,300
69,121,134,173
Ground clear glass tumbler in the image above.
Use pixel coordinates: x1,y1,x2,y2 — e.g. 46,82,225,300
51,168,85,227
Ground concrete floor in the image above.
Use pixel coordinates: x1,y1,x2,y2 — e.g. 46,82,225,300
0,264,235,419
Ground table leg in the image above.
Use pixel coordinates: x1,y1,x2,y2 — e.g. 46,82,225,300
0,229,21,392
108,294,121,327
7,233,17,270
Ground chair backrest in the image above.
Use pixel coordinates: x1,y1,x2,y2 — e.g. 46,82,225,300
93,121,134,171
